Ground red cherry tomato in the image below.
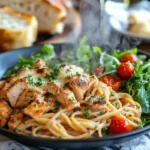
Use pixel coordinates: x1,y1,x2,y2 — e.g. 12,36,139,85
117,62,134,79
110,117,131,134
93,66,104,76
120,54,138,64
99,75,121,91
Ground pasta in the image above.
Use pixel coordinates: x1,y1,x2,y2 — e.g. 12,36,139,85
17,73,141,139
0,59,141,139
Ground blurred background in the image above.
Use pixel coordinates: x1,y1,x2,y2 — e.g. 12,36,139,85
0,0,150,53
75,0,150,53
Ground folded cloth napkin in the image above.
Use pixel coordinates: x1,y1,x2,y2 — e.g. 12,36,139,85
0,133,150,150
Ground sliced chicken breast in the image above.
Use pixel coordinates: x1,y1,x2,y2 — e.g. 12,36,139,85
23,98,51,119
0,77,17,101
8,109,24,131
55,88,80,110
32,59,46,69
15,89,43,108
6,78,27,107
68,73,90,101
0,100,12,127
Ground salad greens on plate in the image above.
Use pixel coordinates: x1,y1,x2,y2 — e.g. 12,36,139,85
4,36,150,127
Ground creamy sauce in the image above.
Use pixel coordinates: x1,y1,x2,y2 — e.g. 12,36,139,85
57,65,84,86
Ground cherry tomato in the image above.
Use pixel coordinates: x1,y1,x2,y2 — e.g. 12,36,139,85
99,75,121,91
110,117,131,134
120,54,138,64
93,66,104,76
117,62,134,79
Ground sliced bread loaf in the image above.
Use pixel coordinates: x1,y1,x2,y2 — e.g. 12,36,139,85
0,7,38,51
0,0,70,33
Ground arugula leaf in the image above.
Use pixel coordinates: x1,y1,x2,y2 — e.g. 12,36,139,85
4,45,54,78
113,48,138,59
134,87,150,114
76,36,93,73
98,53,120,76
141,114,150,127
93,46,102,54
126,59,150,113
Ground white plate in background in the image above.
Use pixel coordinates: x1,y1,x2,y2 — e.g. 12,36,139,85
105,1,150,41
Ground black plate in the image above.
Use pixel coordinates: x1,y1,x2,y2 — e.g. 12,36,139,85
0,44,150,149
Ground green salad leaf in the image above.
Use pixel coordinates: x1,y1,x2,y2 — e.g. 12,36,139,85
4,45,54,78
141,114,150,127
47,36,94,73
98,53,120,77
126,60,150,113
112,48,138,59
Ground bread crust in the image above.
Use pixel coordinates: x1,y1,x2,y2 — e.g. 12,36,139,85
0,0,70,33
0,7,38,51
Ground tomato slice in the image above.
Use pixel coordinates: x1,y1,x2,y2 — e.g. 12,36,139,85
99,75,121,91
120,54,138,64
117,62,134,79
110,117,131,134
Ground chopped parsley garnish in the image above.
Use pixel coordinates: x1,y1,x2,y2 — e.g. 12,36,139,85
27,74,34,86
45,65,60,81
44,92,53,98
32,89,36,92
35,77,43,86
64,82,69,88
15,128,21,132
97,96,105,101
87,96,105,103
136,105,140,110
99,111,105,116
111,91,116,96
102,128,109,136
90,75,95,79
83,108,90,117
66,69,71,73
76,72,81,76
59,136,63,139
111,101,118,107
34,120,39,124
27,75,44,87
54,101,61,110
87,96,96,103
94,125,98,131
71,96,76,102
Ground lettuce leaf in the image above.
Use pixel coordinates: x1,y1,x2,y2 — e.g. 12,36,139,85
4,45,54,78
113,48,138,59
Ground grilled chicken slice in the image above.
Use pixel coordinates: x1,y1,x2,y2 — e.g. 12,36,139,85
0,100,12,127
6,78,27,107
68,73,90,101
55,88,80,110
45,96,56,111
0,81,4,88
23,95,60,119
0,77,17,101
32,59,46,69
45,82,62,95
8,109,24,131
15,89,43,108
18,67,50,79
23,98,52,119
